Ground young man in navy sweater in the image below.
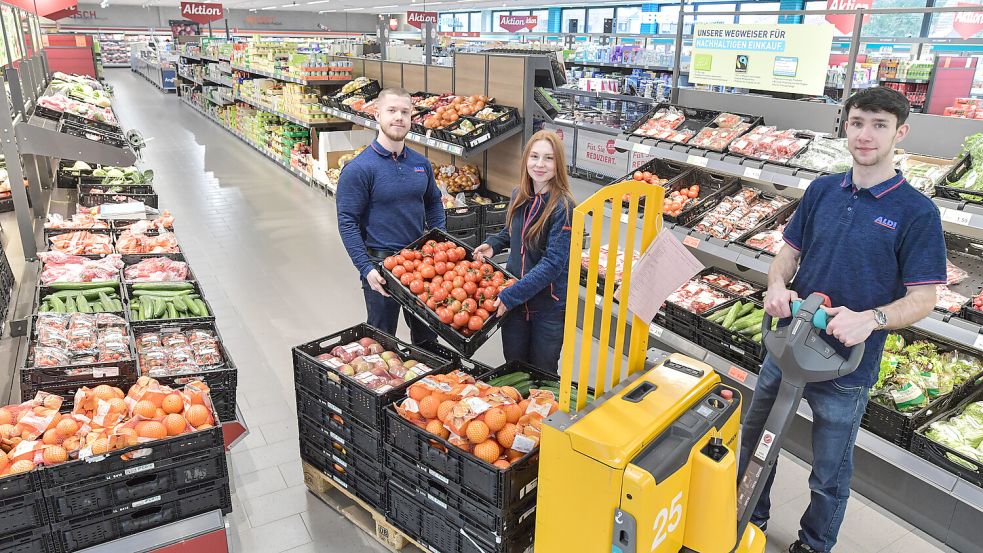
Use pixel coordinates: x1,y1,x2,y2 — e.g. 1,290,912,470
336,88,445,347
743,87,945,552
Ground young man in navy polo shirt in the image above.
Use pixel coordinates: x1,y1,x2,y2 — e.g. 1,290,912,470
337,88,444,347
739,87,946,553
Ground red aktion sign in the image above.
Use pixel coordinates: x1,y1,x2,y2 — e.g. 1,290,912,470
180,2,224,25
406,11,437,29
953,2,983,40
499,14,538,32
824,0,873,35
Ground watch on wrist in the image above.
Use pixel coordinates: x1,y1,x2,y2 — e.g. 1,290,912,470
872,308,887,331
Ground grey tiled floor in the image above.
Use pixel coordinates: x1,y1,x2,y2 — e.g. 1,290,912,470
104,69,953,553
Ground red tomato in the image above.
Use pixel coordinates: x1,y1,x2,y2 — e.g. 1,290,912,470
432,287,449,302
686,189,698,199
633,171,643,180
447,300,462,314
462,298,477,312
451,288,468,301
483,286,498,299
455,247,467,261
383,257,397,270
491,276,503,288
420,266,436,280
411,259,421,270
463,282,477,296
416,292,428,302
465,272,479,284
434,242,447,252
422,244,434,256
480,263,493,275
456,265,468,277
453,311,470,328
470,260,481,270
468,316,484,331
475,308,490,320
409,280,425,294
392,265,406,278
452,276,465,289
402,260,415,271
422,257,435,266
434,261,447,275
437,307,453,324
394,255,406,265
481,299,496,312
434,251,448,263
493,271,504,280
400,273,414,286
432,275,444,287
400,249,414,260
426,298,437,311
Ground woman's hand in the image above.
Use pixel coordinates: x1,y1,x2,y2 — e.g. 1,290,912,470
493,298,508,317
473,243,493,263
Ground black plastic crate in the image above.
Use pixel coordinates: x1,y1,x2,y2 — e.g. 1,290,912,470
626,103,720,143
696,296,766,368
50,479,232,553
0,526,56,553
44,229,115,255
688,112,763,153
33,104,63,121
295,387,384,461
150,364,237,423
386,445,537,536
378,229,516,357
20,373,137,410
298,411,384,474
664,169,741,227
662,267,740,331
42,223,113,239
688,188,798,241
292,323,453,431
61,112,120,134
447,227,479,248
737,202,799,255
481,105,520,136
78,183,155,196
613,158,693,208
59,120,128,149
444,203,480,232
120,253,194,283
861,328,983,448
327,79,381,108
441,118,494,150
299,440,385,511
386,477,536,553
934,154,983,205
480,191,510,227
38,424,224,489
126,282,214,325
426,342,494,377
480,224,505,245
938,233,983,318
385,361,555,510
44,447,229,521
911,383,983,487
0,197,13,213
78,191,159,210
0,471,40,503
0,491,47,537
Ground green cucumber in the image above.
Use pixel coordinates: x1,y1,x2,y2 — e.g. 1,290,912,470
707,309,727,323
752,333,762,343
721,302,742,329
132,290,194,298
48,287,117,299
732,312,764,332
167,302,178,319
114,299,123,312
77,295,92,313
99,291,113,309
171,295,189,312
46,281,119,290
193,299,208,316
132,282,194,291
49,296,66,313
738,303,756,317
153,298,166,318
66,296,78,313
39,302,50,312
130,307,139,320
489,372,532,387
141,297,152,320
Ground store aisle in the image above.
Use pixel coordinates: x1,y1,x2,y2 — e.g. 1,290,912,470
105,69,953,553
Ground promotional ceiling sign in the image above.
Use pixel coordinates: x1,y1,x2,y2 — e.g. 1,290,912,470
953,3,983,40
824,0,873,35
499,14,538,32
180,2,224,25
406,11,438,29
689,23,834,96
44,1,78,21
389,18,398,31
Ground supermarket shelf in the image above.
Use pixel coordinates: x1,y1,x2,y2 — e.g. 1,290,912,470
75,510,227,553
205,93,234,107
552,87,659,104
235,94,335,128
231,64,351,86
554,118,623,137
203,74,234,87
15,114,136,166
180,97,313,186
566,59,685,74
180,53,201,61
178,71,203,86
576,287,982,550
879,77,930,84
323,106,523,157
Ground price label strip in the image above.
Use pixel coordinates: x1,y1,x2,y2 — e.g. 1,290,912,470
687,155,709,168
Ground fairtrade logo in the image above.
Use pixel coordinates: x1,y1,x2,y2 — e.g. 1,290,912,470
874,216,898,230
736,55,749,73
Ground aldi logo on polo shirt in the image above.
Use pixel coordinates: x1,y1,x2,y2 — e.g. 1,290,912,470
414,167,426,173
874,216,898,230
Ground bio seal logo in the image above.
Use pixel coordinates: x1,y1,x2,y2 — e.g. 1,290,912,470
874,216,898,230
180,2,224,24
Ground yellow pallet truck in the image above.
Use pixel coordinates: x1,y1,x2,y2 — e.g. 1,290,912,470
534,181,863,552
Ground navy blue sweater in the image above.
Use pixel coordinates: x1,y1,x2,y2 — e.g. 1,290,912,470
484,191,573,315
337,140,445,278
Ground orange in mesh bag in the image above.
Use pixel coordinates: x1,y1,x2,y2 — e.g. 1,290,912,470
73,384,128,428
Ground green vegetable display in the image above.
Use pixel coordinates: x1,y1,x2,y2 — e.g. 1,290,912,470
488,372,593,401
91,165,154,185
873,334,982,412
705,300,771,343
128,283,209,321
947,133,983,196
39,283,123,313
923,400,983,469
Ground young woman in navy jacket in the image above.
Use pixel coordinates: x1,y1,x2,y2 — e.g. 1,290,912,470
474,130,575,374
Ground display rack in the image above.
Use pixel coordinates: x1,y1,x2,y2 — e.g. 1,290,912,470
238,94,335,129
231,63,350,86
131,56,176,92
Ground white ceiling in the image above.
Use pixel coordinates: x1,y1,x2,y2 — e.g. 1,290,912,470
101,0,632,15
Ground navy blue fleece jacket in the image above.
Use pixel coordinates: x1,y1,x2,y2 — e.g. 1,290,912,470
484,191,573,315
336,140,445,278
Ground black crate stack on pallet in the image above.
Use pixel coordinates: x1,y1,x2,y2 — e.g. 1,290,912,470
292,324,453,512
0,472,55,553
444,190,510,249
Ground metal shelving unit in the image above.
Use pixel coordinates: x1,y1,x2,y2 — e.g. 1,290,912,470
230,63,350,86
552,87,660,105
203,73,233,87
235,94,336,129
322,106,523,158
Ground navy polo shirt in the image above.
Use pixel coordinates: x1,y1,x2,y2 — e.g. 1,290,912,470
782,170,946,388
337,140,445,278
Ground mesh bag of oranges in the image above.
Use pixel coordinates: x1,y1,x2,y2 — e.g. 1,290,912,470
395,370,559,469
0,377,219,479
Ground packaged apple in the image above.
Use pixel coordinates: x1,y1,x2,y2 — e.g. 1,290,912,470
315,336,435,394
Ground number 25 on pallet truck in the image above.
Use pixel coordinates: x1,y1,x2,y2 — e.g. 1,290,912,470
533,180,862,552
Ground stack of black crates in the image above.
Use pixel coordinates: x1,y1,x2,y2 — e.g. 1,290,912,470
292,324,453,512
444,190,510,249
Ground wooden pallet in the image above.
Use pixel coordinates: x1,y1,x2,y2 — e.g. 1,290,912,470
302,462,427,553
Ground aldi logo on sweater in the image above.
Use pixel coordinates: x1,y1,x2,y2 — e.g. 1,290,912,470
874,216,898,230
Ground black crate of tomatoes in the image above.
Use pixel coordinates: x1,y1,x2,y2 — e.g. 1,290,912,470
292,323,454,431
379,230,516,357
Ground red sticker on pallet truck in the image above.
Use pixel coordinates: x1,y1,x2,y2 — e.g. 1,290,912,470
728,366,748,383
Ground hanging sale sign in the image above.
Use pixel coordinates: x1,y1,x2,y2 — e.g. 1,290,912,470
499,15,538,32
179,2,224,25
406,11,438,29
953,3,983,40
689,23,834,95
825,0,873,35
576,131,631,178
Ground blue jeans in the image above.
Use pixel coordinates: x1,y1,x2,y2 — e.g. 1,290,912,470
500,306,565,375
361,278,437,348
738,355,870,553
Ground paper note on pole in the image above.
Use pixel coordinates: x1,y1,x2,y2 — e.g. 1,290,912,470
624,230,704,323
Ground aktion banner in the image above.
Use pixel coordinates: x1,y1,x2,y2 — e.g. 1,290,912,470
689,23,834,96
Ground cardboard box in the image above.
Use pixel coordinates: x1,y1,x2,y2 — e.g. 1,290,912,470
314,129,375,163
